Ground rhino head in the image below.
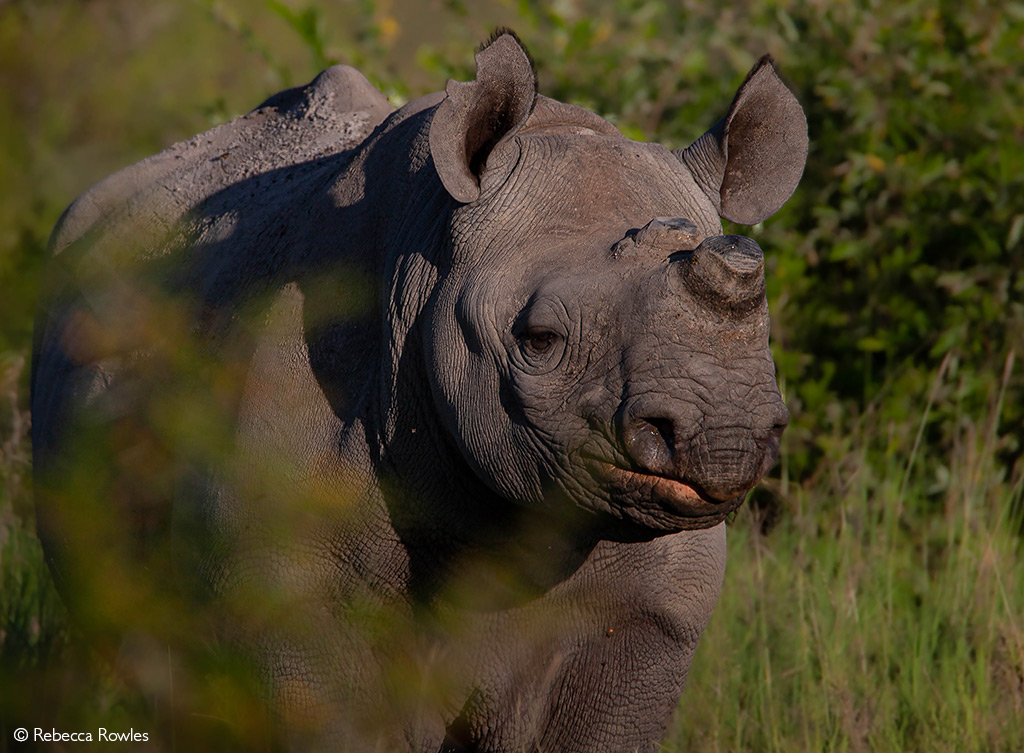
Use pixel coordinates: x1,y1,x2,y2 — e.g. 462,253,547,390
398,32,807,535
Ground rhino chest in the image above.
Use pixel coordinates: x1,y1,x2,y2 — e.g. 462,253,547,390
436,529,725,753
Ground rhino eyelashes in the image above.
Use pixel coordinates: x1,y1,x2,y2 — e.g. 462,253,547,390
521,328,559,355
510,328,566,375
511,296,570,368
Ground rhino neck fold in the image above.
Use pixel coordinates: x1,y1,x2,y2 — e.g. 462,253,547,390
368,344,598,610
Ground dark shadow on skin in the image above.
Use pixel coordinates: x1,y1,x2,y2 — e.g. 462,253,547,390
31,146,373,753
306,104,606,612
125,102,603,614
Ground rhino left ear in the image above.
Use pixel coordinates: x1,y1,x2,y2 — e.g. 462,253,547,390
429,30,538,203
676,56,808,225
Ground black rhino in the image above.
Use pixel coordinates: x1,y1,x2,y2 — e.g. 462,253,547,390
32,30,806,753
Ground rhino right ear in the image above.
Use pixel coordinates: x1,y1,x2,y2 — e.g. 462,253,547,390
429,30,538,203
676,56,808,225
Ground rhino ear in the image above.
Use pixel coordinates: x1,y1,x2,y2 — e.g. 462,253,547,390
676,56,808,225
429,29,538,203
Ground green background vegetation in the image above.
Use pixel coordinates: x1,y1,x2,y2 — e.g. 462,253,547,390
1,0,1022,750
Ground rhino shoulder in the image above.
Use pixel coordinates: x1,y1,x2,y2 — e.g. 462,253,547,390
49,66,394,260
33,66,395,463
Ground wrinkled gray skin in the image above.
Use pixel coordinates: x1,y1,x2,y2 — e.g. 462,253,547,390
32,33,807,753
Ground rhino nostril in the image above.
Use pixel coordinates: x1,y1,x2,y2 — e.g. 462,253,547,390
767,407,789,441
645,417,676,455
623,416,678,477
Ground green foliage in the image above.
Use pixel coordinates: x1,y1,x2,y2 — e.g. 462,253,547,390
1,0,1022,750
492,0,1024,495
677,363,1024,752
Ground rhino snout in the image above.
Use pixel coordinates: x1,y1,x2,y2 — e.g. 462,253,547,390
682,419,788,502
675,235,766,313
618,402,788,504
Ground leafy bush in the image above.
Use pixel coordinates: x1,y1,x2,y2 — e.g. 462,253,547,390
482,0,1024,493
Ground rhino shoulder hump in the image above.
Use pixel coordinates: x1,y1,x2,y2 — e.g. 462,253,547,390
48,66,395,261
258,65,393,127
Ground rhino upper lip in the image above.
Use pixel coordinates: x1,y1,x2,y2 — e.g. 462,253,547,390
593,461,742,518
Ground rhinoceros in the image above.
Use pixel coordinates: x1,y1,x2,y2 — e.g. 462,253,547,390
32,30,806,753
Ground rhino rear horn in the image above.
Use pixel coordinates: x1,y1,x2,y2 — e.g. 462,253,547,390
675,56,808,225
429,29,538,203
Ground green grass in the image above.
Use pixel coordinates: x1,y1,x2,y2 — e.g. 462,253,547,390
4,335,1021,752
674,354,1024,752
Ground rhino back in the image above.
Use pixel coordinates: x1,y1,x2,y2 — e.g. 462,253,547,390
31,66,394,600
34,66,391,433
48,65,391,259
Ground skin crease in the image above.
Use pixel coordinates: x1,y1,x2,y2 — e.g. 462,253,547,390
32,32,806,753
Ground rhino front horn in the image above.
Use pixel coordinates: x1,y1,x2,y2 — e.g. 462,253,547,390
677,235,766,312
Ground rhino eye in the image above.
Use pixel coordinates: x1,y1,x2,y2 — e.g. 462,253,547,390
523,328,559,355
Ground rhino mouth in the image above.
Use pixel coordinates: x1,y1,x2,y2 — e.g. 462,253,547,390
592,462,746,530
